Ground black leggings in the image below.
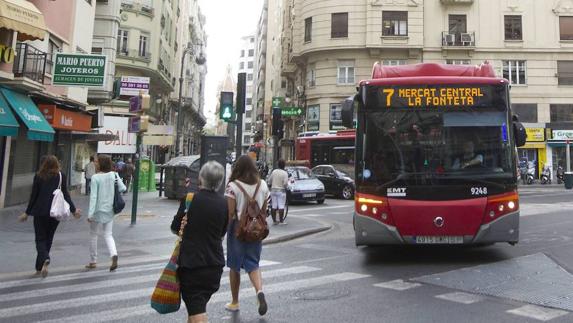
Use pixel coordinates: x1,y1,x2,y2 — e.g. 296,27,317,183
33,216,59,271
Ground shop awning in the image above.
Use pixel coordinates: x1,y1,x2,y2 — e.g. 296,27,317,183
547,141,573,148
0,0,46,41
0,93,18,137
0,88,54,141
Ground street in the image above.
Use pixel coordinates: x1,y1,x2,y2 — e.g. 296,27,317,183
0,187,573,322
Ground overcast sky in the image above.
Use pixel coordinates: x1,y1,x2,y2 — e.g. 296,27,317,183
198,0,264,128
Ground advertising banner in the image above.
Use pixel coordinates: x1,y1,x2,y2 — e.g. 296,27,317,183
120,76,150,96
97,116,136,154
52,53,107,87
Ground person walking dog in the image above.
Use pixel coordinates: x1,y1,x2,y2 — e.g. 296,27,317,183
171,161,228,323
20,155,80,277
224,155,270,316
85,154,126,271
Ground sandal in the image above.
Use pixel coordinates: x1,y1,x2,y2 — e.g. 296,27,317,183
257,291,268,316
85,263,97,269
40,259,50,278
225,302,240,312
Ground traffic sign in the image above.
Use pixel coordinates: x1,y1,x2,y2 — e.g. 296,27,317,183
281,106,305,117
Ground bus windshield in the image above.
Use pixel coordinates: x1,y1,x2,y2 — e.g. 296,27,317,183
362,107,514,188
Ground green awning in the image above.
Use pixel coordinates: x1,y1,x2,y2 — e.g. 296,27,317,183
0,88,54,141
0,93,18,137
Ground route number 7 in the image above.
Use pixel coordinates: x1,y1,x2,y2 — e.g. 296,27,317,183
383,89,395,107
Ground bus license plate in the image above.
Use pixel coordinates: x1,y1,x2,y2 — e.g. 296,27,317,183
303,193,316,198
415,236,463,244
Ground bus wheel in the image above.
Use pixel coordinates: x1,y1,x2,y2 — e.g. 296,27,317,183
317,199,325,204
341,185,354,200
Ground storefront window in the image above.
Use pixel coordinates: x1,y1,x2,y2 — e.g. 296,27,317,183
550,104,573,122
5,132,41,206
307,105,320,131
552,147,573,174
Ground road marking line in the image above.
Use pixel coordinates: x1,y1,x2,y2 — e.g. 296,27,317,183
288,205,351,213
373,279,421,291
435,292,484,304
0,265,318,303
0,260,280,290
34,272,370,323
290,213,324,217
506,305,569,321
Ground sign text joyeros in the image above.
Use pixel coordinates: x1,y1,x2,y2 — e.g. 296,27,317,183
128,91,150,133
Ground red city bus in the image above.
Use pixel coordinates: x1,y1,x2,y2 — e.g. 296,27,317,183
295,130,355,176
342,62,526,246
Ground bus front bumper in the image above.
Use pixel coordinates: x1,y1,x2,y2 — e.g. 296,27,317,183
354,211,519,246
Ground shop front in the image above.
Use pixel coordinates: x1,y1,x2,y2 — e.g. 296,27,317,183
0,87,54,207
97,115,136,160
39,104,94,191
548,129,573,174
518,127,547,179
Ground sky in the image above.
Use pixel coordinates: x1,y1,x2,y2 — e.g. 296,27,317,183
198,0,264,128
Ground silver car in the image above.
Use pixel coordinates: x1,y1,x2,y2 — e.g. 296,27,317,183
285,167,325,204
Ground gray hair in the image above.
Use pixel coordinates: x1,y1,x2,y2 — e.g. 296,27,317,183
199,161,225,191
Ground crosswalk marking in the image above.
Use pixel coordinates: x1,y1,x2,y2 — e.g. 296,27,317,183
35,271,369,323
435,292,484,304
506,305,569,321
373,279,421,291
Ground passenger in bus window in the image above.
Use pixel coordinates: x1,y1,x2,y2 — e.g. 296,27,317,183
452,141,484,169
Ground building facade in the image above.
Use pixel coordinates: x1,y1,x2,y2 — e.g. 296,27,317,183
280,0,573,177
238,34,256,149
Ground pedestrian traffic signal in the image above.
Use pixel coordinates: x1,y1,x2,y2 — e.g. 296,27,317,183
219,91,235,122
272,107,284,139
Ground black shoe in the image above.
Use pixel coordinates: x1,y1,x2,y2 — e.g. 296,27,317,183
257,291,267,316
110,255,118,271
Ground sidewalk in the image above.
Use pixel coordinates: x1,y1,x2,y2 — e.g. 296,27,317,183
0,192,331,275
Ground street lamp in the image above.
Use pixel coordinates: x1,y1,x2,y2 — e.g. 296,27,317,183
176,43,205,156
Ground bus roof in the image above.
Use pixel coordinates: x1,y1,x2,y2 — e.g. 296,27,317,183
297,130,355,140
362,62,508,87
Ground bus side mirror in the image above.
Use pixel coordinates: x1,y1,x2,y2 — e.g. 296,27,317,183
513,122,526,147
341,95,356,128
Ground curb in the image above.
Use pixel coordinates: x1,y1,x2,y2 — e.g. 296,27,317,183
263,224,333,245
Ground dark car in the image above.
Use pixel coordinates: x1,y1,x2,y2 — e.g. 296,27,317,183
312,165,355,200
285,166,325,204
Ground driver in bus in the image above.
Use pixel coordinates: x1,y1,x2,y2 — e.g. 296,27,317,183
452,141,484,169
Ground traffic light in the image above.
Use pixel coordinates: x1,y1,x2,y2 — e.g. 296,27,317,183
272,107,284,139
219,91,235,122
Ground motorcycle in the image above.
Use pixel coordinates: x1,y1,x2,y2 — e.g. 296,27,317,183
540,166,552,185
557,165,564,184
526,161,535,185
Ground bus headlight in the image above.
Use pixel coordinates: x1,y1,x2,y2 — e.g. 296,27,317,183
360,204,368,212
508,201,516,209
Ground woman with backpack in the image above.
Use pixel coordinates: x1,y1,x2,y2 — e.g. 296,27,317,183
224,155,270,316
85,154,126,271
19,155,80,277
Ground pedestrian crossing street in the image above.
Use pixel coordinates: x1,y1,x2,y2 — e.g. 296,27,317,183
0,257,570,322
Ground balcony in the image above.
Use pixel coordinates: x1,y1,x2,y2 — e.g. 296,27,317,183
442,31,475,47
121,0,154,17
117,48,152,62
440,0,473,4
12,43,47,85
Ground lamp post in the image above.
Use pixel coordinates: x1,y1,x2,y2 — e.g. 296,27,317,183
175,43,205,156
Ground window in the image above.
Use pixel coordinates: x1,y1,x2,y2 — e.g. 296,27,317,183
305,17,312,42
503,60,526,85
560,17,573,40
96,0,108,3
248,49,254,57
243,135,251,144
382,11,407,36
248,61,253,69
383,59,407,66
138,34,149,57
281,80,287,89
512,104,537,123
246,110,252,118
247,74,253,81
85,0,92,4
307,105,320,131
239,62,244,70
558,61,573,85
446,59,471,65
331,13,348,38
550,104,573,122
241,50,245,57
330,104,344,130
250,37,255,43
337,60,355,85
307,64,316,87
91,47,103,54
245,123,252,131
504,15,522,40
246,97,252,106
117,29,128,55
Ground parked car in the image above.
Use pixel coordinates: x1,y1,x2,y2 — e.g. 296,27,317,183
312,165,355,200
284,166,325,204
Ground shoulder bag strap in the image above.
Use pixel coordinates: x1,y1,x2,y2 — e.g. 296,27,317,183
58,172,62,190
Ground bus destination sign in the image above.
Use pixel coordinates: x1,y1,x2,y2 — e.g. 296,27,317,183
379,85,494,108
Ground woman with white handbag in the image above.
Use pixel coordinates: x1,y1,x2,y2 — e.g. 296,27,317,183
19,155,80,278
